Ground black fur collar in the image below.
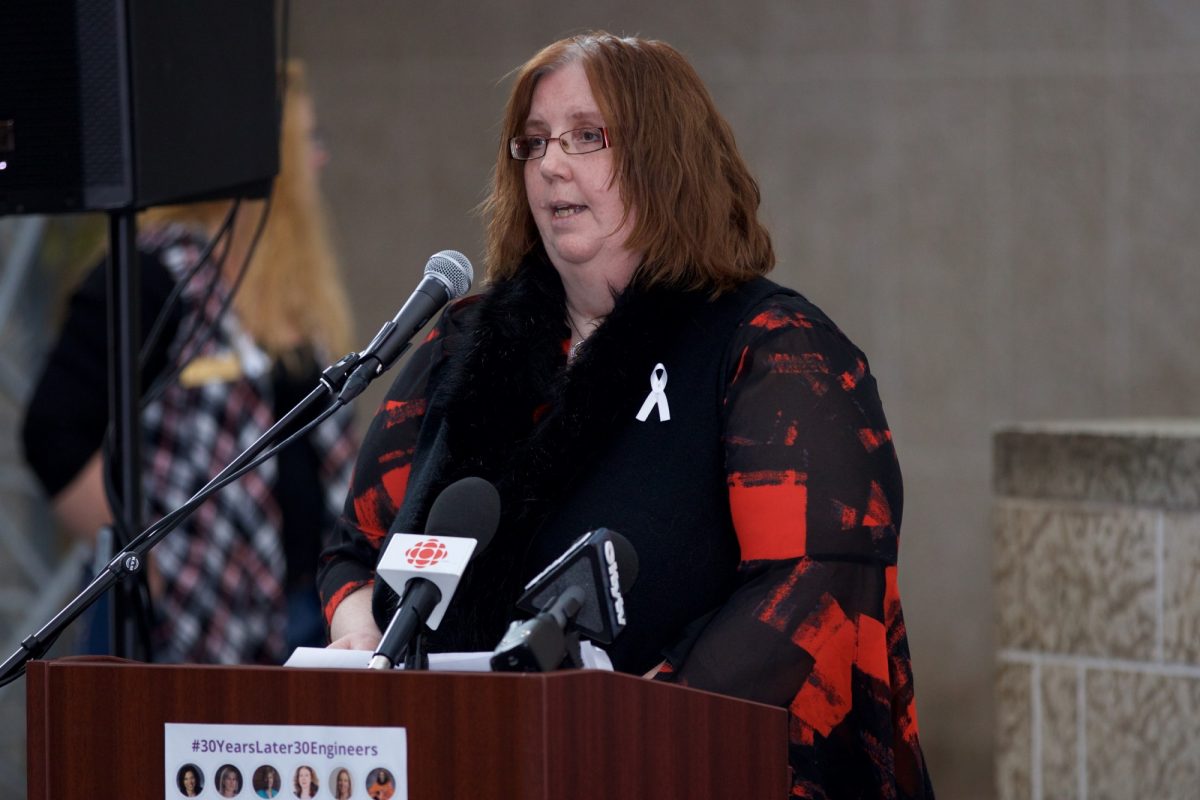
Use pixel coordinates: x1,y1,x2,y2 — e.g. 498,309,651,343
429,250,703,535
409,251,707,649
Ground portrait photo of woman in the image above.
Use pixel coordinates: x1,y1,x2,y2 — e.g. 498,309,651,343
292,765,319,798
365,769,394,800
216,764,243,797
330,767,353,799
176,764,204,797
253,764,282,798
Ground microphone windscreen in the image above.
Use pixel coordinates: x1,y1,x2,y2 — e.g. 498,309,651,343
425,250,473,299
424,476,500,554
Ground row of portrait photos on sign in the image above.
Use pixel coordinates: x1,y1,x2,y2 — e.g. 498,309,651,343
175,763,396,798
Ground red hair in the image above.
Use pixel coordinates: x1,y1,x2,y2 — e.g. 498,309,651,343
483,32,774,295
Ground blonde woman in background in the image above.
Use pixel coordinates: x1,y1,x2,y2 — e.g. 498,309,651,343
22,61,358,664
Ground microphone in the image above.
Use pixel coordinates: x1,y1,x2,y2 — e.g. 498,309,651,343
339,250,473,402
368,477,500,670
491,528,639,672
491,587,586,672
517,528,638,644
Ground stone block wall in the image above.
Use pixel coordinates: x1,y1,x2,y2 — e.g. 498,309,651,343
994,421,1200,799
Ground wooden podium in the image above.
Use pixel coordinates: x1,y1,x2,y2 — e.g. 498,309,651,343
27,657,787,799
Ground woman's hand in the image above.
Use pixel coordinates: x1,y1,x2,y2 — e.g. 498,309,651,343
326,585,382,651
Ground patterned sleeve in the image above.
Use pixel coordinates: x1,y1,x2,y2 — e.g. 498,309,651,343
316,310,455,625
656,295,934,799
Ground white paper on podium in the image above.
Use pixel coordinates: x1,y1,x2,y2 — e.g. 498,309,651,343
284,643,614,672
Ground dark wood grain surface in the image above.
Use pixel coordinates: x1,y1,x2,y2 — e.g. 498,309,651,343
28,657,787,799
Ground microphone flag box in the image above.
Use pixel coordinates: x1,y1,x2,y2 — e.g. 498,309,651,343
377,533,478,629
516,527,633,644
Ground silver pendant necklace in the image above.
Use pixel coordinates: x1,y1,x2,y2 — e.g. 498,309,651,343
566,316,589,364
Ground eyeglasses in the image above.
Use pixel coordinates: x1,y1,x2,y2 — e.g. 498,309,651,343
509,127,611,160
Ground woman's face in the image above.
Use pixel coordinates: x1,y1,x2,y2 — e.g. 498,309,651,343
523,61,640,293
266,770,276,788
337,771,350,794
221,769,238,795
183,770,197,794
298,767,313,788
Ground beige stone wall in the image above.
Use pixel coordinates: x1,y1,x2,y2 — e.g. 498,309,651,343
995,422,1200,799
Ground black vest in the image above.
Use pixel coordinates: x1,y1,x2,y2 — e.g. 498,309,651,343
374,254,793,673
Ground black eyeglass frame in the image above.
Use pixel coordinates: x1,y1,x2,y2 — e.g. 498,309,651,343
508,126,611,160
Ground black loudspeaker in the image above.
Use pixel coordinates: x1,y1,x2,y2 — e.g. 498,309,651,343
0,0,277,215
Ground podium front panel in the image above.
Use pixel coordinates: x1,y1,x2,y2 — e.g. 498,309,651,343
27,657,786,799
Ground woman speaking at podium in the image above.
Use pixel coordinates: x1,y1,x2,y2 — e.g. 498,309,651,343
319,32,934,797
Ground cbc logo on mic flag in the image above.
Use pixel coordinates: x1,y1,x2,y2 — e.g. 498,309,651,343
377,533,479,629
405,538,448,568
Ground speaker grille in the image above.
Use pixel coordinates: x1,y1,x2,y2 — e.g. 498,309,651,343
76,0,127,189
0,0,274,214
0,0,85,211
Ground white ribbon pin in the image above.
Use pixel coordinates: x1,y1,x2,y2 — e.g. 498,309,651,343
635,363,671,422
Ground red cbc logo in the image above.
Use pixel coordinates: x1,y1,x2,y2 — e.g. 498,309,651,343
405,538,448,568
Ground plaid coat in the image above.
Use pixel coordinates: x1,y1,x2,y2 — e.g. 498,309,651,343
141,226,356,664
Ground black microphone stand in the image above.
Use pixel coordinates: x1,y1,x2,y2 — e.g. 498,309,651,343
104,208,151,661
403,631,429,671
0,350,363,685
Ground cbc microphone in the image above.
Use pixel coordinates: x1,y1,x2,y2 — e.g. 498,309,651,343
368,477,500,670
340,250,473,403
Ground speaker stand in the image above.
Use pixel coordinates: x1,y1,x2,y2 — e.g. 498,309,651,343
104,209,152,661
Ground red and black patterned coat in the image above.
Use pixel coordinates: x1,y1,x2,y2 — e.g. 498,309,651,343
319,260,933,798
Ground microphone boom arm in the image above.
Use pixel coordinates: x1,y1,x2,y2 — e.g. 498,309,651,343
1,250,475,687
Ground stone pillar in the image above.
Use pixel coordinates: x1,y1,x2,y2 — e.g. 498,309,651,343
993,421,1200,799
